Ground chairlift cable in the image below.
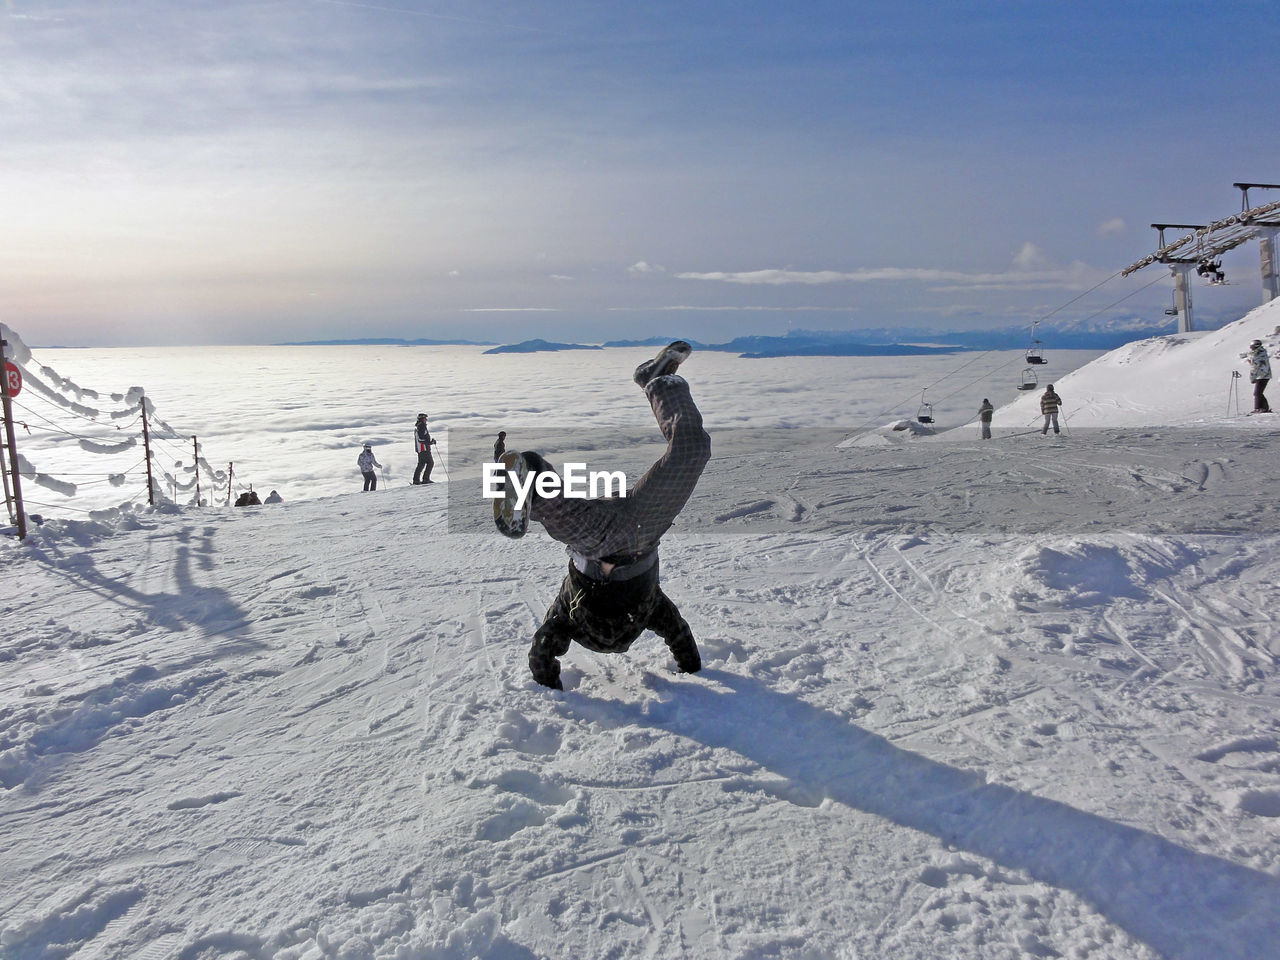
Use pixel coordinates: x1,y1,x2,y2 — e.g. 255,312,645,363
1031,269,1125,326
835,266,1162,443
929,273,1167,409
1078,272,1166,324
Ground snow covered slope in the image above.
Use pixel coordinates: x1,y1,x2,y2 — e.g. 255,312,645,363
3,411,1280,959
995,298,1280,428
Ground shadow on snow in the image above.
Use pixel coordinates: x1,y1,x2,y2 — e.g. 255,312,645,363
576,668,1280,960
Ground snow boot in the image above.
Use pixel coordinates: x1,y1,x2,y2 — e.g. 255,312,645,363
493,451,531,539
634,340,692,388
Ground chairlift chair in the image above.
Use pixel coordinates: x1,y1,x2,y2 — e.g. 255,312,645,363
1016,368,1038,391
1024,320,1047,365
916,391,934,424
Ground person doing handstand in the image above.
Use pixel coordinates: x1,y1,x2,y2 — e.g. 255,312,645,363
494,341,710,690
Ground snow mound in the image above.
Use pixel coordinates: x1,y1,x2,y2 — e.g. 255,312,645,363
1008,537,1203,607
840,418,937,446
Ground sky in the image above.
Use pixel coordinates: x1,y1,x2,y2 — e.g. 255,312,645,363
1,0,1277,346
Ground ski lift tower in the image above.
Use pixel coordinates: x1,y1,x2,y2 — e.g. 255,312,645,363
1124,184,1280,332
1147,223,1205,333
1235,183,1280,302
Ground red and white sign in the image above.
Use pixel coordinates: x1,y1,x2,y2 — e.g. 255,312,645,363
3,361,21,397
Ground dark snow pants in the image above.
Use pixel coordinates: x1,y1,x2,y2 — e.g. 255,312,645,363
413,450,434,484
528,374,711,559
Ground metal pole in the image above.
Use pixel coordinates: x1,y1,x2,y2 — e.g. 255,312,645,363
1171,263,1195,333
0,439,12,523
1258,227,1279,303
227,462,234,505
0,381,13,523
0,339,27,539
139,391,155,506
193,435,200,506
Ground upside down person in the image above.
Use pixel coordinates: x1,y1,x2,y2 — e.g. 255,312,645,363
494,341,710,690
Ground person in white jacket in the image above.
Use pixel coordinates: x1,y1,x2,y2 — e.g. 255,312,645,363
1245,340,1272,413
357,444,382,491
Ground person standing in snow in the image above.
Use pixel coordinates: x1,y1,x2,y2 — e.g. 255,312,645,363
412,413,436,484
494,341,709,691
978,399,994,440
493,431,507,461
1244,340,1271,413
357,444,381,491
1040,385,1062,435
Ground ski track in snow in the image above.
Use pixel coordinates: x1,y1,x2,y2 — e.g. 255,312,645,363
5,332,1280,956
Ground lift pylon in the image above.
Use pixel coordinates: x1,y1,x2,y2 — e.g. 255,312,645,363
1169,262,1195,334
1235,184,1280,302
1123,187,1280,325
1259,226,1280,302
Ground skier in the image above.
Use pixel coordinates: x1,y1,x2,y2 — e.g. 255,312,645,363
1197,260,1225,284
494,341,709,691
1040,385,1062,435
493,430,507,461
1244,340,1271,413
412,413,436,484
978,399,994,440
357,443,381,491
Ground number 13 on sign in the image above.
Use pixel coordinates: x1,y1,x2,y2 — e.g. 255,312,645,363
3,361,21,398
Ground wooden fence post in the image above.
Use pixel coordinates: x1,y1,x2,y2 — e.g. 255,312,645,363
139,390,155,506
0,339,27,540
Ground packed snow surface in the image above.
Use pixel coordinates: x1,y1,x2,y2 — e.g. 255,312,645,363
3,303,1280,959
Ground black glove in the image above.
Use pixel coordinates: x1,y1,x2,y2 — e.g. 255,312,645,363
530,659,563,691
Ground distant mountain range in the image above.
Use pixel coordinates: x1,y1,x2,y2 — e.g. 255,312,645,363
278,320,1194,357
482,339,604,355
278,337,497,346
592,323,1186,356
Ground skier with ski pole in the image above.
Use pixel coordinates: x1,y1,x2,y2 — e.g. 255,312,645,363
412,413,437,484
